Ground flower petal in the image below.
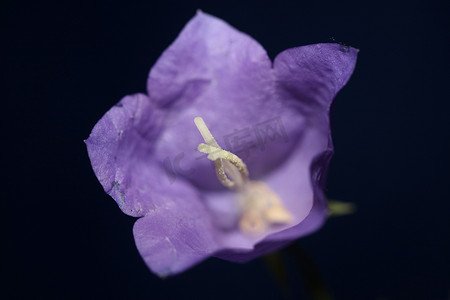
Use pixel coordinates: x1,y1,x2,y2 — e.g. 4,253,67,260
213,127,330,260
274,43,358,120
87,95,220,276
86,94,161,216
147,11,306,189
85,93,205,219
147,11,270,108
214,44,358,260
218,146,331,262
133,194,218,277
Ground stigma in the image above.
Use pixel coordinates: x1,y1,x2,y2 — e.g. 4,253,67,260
194,117,293,235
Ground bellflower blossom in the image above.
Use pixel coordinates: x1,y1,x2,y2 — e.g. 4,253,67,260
86,11,357,277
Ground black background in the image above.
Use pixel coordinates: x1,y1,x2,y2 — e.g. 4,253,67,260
3,0,449,299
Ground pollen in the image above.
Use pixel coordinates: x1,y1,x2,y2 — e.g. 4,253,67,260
238,181,293,235
194,117,293,236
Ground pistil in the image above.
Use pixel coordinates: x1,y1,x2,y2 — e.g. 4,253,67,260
194,117,293,235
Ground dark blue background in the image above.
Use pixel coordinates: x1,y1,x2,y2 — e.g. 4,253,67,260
3,0,449,299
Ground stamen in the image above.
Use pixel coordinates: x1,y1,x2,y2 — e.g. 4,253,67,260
194,117,248,188
238,181,293,235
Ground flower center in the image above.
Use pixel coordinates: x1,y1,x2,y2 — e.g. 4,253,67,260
194,117,293,235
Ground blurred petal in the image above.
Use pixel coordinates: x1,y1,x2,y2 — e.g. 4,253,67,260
214,129,331,262
133,197,218,277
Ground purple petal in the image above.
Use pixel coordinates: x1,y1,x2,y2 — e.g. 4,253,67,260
215,44,358,260
263,42,358,239
86,94,161,216
213,127,330,259
274,43,358,120
147,11,305,189
133,194,218,277
86,94,220,276
86,93,198,219
215,149,331,263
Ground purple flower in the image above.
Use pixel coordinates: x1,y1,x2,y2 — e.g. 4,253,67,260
86,11,357,277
